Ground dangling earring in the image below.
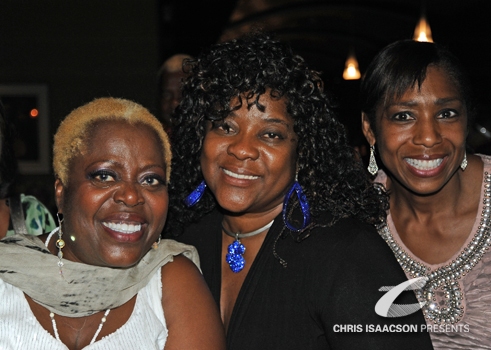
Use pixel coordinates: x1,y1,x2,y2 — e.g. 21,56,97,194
184,180,207,207
152,236,161,250
368,144,379,176
460,153,468,171
56,213,65,276
282,177,311,232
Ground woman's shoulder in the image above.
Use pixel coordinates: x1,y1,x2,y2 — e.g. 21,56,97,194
277,213,396,277
301,216,419,316
158,249,226,349
307,213,383,247
158,239,201,271
159,253,201,279
298,215,403,277
477,153,491,168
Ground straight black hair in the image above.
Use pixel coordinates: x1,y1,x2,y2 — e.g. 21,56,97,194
360,40,474,134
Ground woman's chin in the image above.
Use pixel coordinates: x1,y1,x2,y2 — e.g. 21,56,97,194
93,249,150,269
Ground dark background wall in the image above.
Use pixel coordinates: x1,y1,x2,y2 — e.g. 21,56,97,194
1,0,160,124
1,0,490,212
0,0,161,210
212,0,491,150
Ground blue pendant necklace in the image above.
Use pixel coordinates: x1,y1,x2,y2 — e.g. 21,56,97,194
222,220,274,273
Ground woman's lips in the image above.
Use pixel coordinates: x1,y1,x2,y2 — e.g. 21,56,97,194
102,222,141,234
403,156,448,177
222,168,259,180
101,218,146,242
404,158,443,171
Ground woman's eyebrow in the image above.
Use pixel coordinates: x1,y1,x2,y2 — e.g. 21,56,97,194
263,117,290,126
434,97,463,106
387,96,462,109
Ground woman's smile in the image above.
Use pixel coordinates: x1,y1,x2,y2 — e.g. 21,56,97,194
201,93,298,214
102,222,142,234
56,120,168,267
101,220,145,243
403,156,448,178
222,167,260,181
404,157,444,171
363,66,467,195
100,213,147,242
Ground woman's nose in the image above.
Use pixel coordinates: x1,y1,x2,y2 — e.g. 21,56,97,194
227,134,260,161
413,117,443,147
114,181,145,206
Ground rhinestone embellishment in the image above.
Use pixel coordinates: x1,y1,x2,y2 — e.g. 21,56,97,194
378,172,491,324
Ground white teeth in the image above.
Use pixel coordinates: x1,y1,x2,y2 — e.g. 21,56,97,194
405,158,443,170
102,222,141,234
223,168,259,180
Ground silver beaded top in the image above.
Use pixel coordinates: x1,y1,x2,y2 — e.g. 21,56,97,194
378,172,491,324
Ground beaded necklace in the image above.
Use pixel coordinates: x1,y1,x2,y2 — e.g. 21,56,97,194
50,309,110,345
45,228,112,344
378,172,491,324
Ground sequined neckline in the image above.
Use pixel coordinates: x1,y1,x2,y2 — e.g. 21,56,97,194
378,172,491,324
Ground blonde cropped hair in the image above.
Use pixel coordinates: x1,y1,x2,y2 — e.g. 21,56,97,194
53,97,171,185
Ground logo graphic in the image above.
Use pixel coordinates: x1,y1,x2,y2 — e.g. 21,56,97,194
375,277,427,317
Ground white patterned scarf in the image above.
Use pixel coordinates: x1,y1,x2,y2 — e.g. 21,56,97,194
0,233,200,317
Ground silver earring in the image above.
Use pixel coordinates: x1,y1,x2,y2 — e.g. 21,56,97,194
367,145,379,176
56,213,65,276
460,153,468,171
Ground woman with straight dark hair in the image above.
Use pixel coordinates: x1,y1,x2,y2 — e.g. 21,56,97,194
362,39,490,348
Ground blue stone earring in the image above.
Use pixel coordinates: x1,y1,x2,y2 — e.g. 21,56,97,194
184,180,207,207
282,181,311,232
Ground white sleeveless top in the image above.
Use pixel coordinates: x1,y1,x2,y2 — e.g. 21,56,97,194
0,269,167,349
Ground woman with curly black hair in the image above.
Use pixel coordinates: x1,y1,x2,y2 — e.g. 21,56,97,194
165,32,432,349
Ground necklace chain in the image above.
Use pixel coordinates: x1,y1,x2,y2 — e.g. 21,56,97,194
378,172,491,324
50,309,111,345
222,220,275,239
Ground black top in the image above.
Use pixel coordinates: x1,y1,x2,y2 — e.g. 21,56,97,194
174,210,433,350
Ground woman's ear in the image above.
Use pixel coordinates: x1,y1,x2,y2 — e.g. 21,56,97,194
54,178,64,213
361,112,376,146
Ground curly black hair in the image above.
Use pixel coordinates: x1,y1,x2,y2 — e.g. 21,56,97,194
164,32,388,237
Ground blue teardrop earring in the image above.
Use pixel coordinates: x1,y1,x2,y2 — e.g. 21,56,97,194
282,180,311,232
184,180,207,207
